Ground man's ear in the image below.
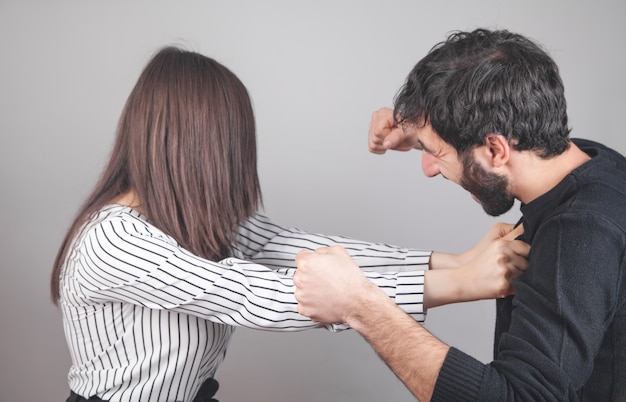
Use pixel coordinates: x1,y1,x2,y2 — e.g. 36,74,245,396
484,133,510,168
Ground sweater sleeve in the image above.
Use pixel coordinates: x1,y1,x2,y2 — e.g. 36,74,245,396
431,212,623,401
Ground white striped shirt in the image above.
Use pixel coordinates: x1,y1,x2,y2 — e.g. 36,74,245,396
60,205,429,401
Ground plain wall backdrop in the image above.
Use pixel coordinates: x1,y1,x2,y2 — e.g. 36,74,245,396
1,1,625,401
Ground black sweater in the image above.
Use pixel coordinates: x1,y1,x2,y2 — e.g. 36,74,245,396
433,139,626,401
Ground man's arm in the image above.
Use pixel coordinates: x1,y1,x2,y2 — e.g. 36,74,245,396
294,246,448,401
295,213,621,400
346,278,449,401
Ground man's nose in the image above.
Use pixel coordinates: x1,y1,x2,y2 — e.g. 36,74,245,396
421,152,441,177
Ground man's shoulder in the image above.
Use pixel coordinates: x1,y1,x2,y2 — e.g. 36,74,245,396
566,176,626,235
572,137,626,165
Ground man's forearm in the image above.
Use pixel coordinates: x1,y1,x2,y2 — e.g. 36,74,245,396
347,281,449,402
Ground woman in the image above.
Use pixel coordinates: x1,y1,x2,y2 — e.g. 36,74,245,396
51,46,528,402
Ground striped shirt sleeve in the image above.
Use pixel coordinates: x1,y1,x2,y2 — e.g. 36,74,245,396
70,214,319,331
234,213,432,272
69,210,427,333
233,213,429,324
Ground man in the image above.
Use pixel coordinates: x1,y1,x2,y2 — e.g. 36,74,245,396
293,29,626,401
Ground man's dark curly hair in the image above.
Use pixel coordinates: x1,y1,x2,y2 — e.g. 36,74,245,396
394,29,571,157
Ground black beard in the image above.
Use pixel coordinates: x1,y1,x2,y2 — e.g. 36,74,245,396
460,151,515,216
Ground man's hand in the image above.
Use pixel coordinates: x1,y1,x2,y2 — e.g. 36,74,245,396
294,246,374,324
368,107,420,154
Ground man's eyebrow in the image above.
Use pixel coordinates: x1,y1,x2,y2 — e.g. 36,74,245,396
417,139,433,154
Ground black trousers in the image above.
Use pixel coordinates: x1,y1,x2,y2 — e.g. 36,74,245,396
66,378,219,402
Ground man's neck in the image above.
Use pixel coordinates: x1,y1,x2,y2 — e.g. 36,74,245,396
509,142,591,204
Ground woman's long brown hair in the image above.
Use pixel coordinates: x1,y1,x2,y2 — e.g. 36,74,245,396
51,47,261,303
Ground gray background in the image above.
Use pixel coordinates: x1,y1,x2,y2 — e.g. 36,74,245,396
1,1,625,401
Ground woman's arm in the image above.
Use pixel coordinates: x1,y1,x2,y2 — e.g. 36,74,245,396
234,213,431,273
74,211,425,332
236,214,528,305
429,222,523,269
424,235,528,308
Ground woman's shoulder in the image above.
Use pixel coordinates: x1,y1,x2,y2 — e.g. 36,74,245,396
80,204,175,246
90,204,145,229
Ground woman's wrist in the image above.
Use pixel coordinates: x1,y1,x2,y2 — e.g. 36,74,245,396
424,268,468,309
429,251,463,270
